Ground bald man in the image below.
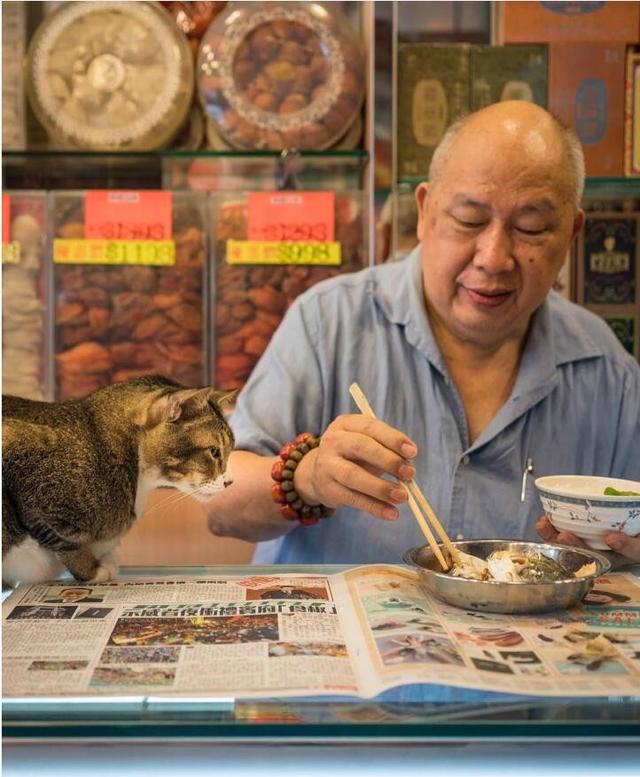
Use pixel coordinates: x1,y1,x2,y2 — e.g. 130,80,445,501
206,102,640,565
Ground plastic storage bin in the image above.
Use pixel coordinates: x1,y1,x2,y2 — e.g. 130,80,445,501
2,191,50,401
51,190,209,399
210,189,367,389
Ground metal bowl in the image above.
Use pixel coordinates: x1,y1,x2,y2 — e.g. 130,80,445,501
404,539,611,614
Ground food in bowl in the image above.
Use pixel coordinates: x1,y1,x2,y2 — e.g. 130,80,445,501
449,547,595,583
404,540,611,614
535,475,640,550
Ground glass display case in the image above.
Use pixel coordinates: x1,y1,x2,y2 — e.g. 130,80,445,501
3,564,640,749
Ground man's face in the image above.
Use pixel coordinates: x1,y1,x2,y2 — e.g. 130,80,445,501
416,132,584,350
62,589,88,602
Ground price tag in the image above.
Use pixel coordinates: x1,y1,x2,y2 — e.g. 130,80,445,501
247,192,335,242
84,191,173,240
2,193,10,244
53,239,176,266
2,243,21,264
2,194,21,263
226,240,341,266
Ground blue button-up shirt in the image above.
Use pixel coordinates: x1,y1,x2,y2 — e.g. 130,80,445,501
231,247,640,564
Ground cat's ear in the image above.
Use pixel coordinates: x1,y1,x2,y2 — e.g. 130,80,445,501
210,388,238,408
142,389,203,426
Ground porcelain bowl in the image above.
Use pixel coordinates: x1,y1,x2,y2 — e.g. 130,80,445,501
404,539,610,614
535,475,640,550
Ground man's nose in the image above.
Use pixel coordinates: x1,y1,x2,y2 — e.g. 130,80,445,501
473,223,515,274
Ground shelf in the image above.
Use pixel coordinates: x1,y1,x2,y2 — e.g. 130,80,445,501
2,149,368,160
396,176,640,192
2,149,369,192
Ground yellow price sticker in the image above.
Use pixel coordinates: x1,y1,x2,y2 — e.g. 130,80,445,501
226,240,341,266
53,239,176,266
2,242,21,265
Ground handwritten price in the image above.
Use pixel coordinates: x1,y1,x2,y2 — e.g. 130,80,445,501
251,223,329,242
95,222,167,240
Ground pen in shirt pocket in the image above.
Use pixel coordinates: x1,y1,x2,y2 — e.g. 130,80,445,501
520,457,534,502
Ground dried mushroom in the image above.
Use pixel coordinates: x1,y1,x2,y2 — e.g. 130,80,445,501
26,1,193,150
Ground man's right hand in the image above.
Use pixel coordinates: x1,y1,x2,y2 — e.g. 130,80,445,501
292,414,418,521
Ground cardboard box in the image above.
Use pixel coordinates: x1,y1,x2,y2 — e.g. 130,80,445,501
470,45,548,109
625,49,640,176
577,213,638,306
600,313,638,357
500,1,640,44
397,44,470,180
397,44,547,180
549,43,626,176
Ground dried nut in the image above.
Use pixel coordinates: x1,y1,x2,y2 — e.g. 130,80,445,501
59,324,95,348
59,221,85,239
217,335,244,356
215,303,231,328
233,60,257,87
72,286,111,307
152,293,183,309
88,307,110,335
247,287,286,314
132,312,168,341
244,334,270,356
231,302,254,321
111,342,138,366
264,60,296,83
279,41,308,65
56,302,85,324
279,93,307,114
165,303,202,333
125,266,156,292
254,92,279,111
56,341,113,374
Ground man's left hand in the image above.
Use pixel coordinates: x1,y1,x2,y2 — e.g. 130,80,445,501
536,516,640,564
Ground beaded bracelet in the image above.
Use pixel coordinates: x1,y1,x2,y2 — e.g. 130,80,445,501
270,433,335,526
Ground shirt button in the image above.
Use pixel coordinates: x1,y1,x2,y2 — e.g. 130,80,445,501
461,455,470,466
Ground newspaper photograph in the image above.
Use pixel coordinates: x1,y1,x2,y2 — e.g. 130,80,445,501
3,565,640,699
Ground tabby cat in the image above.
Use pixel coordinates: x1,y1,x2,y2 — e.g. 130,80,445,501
2,375,235,587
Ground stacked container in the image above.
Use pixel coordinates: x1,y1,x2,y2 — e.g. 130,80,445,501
2,191,50,400
51,191,209,399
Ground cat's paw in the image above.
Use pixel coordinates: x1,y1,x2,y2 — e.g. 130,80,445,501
90,555,118,583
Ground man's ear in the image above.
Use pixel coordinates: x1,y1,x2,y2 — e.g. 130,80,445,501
415,182,430,241
571,209,585,242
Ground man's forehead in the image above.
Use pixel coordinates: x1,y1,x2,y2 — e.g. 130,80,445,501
448,194,560,213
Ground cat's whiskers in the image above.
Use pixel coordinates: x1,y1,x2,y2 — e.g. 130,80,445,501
143,483,219,516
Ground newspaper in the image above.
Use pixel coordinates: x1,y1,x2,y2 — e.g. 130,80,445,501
3,565,640,699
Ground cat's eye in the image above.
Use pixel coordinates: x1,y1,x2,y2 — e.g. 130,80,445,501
209,447,221,460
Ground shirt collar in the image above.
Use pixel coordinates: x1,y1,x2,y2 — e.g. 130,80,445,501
372,246,449,375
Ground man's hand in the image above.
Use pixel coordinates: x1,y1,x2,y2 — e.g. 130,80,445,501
536,516,640,565
293,414,418,521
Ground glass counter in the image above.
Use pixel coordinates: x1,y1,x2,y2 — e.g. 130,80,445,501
3,564,639,745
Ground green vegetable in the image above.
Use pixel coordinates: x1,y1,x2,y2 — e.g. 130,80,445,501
604,486,640,497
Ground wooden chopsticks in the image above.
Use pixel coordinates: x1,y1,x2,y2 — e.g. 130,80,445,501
349,382,458,573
